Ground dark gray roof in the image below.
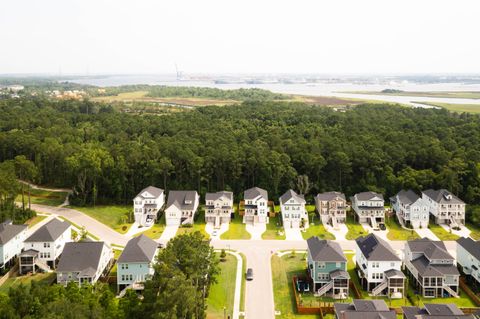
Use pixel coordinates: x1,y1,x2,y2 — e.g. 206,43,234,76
244,187,268,201
356,234,400,261
407,238,453,261
424,304,464,316
457,237,480,261
411,255,459,277
384,269,405,278
307,237,346,262
25,218,70,242
355,191,384,201
136,186,164,199
330,269,350,279
205,191,233,202
118,235,158,263
279,189,305,205
422,189,464,205
403,304,473,319
316,191,346,202
0,222,27,245
166,191,198,210
57,241,109,275
334,300,396,319
394,189,420,205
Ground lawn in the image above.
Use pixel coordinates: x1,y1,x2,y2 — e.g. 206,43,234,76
206,253,237,319
385,217,419,241
467,223,480,240
406,283,476,308
136,214,166,239
302,205,335,240
25,215,47,228
413,102,480,114
239,253,246,314
428,223,460,241
345,214,369,240
0,272,56,293
70,205,133,234
262,214,286,240
16,187,68,207
221,212,251,240
176,208,208,238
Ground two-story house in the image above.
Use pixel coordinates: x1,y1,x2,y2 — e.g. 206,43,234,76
402,304,475,319
307,237,350,299
19,218,71,274
0,220,27,270
164,191,200,226
205,191,234,228
351,191,385,229
133,186,165,227
243,187,269,225
404,238,460,298
117,235,158,292
422,189,466,226
390,190,429,229
334,300,396,319
280,189,308,229
355,234,405,298
315,192,347,227
457,237,480,286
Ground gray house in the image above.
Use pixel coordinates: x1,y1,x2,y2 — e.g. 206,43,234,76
457,237,480,285
390,190,429,229
422,189,465,226
334,300,396,319
243,187,269,224
402,304,474,319
307,237,349,299
0,221,27,269
350,191,385,229
164,191,200,226
404,238,459,298
205,191,234,228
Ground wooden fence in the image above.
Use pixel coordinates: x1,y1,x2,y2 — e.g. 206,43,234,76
460,277,480,306
0,263,18,286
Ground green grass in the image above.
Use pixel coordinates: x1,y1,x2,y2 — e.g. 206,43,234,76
221,214,251,240
385,217,420,241
206,253,237,319
406,282,476,308
262,214,286,240
69,205,132,234
302,205,335,240
346,91,480,99
25,215,47,228
176,209,208,237
428,223,460,241
239,253,246,314
57,216,100,240
414,102,480,114
0,272,56,293
16,188,68,207
136,214,166,239
345,214,369,240
467,222,480,240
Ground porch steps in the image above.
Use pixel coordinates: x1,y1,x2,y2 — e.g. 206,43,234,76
35,259,52,273
331,216,338,230
371,279,387,296
443,284,459,298
370,216,377,229
315,280,333,297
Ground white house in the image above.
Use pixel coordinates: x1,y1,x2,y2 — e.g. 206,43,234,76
355,234,405,298
315,192,347,227
19,218,71,274
0,221,28,270
204,191,234,228
164,191,200,226
390,190,429,229
351,191,385,229
117,235,159,292
279,189,308,229
243,187,269,225
133,186,165,227
422,189,466,226
57,241,113,286
457,237,480,285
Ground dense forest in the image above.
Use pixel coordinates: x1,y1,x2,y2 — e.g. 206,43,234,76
0,96,480,207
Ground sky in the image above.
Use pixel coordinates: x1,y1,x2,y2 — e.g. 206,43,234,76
1,0,479,75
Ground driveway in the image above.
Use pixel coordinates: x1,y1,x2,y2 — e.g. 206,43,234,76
125,222,152,237
440,223,471,238
324,223,348,241
158,225,179,244
284,228,303,241
246,223,266,240
205,222,229,239
415,227,440,241
361,222,389,241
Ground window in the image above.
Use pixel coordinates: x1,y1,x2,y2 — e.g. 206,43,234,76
372,262,380,268
318,262,326,269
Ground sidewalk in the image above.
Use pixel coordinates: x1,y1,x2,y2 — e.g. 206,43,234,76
415,227,440,241
284,228,303,241
440,223,471,238
205,223,229,239
158,225,179,244
246,223,266,240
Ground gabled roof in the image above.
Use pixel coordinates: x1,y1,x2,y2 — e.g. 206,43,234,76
402,304,473,319
410,255,459,277
279,189,305,205
205,191,233,202
25,218,70,242
355,191,384,201
330,269,350,279
118,235,158,263
0,222,27,245
394,189,420,205
244,187,268,201
422,189,464,205
407,238,453,261
334,300,396,319
316,191,346,202
136,186,164,199
384,269,405,278
356,234,400,262
457,237,480,261
57,241,109,275
166,191,198,210
307,237,346,262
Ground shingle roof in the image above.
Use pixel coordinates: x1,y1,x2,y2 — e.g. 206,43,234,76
384,269,405,278
457,237,480,261
334,300,396,319
166,191,198,210
422,189,464,205
118,235,158,263
25,218,70,242
394,189,420,205
330,269,350,279
136,186,164,199
355,191,384,201
57,241,109,275
424,304,464,316
279,189,305,205
402,304,473,319
410,255,459,277
316,191,346,202
205,191,233,202
407,238,453,261
356,234,400,261
244,187,268,201
0,222,27,245
307,237,346,262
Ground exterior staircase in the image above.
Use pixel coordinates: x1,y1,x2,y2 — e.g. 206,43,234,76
315,281,333,297
35,259,52,273
331,216,338,230
370,216,377,229
443,285,459,298
449,216,459,229
214,216,220,229
371,279,388,296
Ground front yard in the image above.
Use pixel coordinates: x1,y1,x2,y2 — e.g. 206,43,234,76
302,205,335,240
467,222,480,240
136,214,166,239
176,208,208,237
221,212,251,240
16,188,68,207
345,214,369,240
385,217,419,241
69,204,133,234
25,215,47,228
262,214,286,240
428,223,460,241
206,253,238,319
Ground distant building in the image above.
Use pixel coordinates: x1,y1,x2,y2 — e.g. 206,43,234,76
0,220,28,269
243,187,269,225
350,191,385,229
315,192,347,227
133,186,165,227
204,191,234,228
422,189,465,226
390,190,429,229
402,303,474,319
334,300,396,319
279,189,308,229
164,191,200,226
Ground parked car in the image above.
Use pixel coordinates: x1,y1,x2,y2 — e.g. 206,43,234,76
379,223,386,230
212,230,218,236
246,268,254,281
296,279,310,292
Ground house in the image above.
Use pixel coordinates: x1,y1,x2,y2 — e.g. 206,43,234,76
0,220,28,269
402,304,475,319
404,238,459,298
280,189,308,229
306,237,349,299
350,191,385,229
390,190,429,229
57,241,113,286
19,218,71,274
315,192,347,227
334,300,396,319
457,237,480,285
164,191,200,226
205,191,234,228
133,186,165,227
117,235,159,292
422,189,466,226
243,187,269,225
355,234,405,297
